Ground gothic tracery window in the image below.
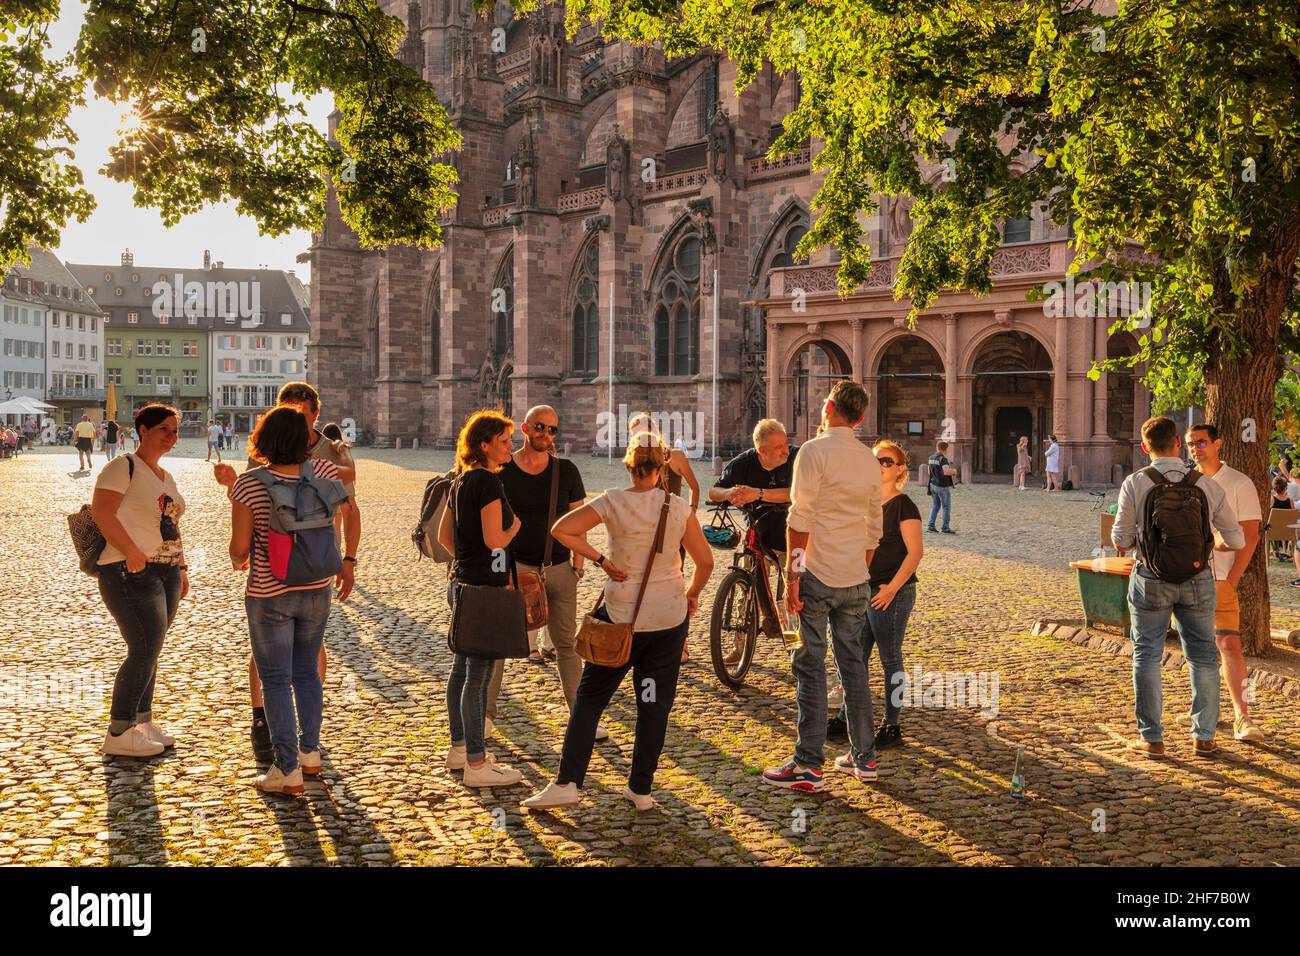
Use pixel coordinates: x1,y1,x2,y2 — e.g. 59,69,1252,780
653,232,701,376
572,242,599,375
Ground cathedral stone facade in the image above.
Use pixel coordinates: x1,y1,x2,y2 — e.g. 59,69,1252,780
308,1,1150,485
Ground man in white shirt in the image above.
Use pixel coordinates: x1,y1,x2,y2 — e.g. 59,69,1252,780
206,419,224,463
763,380,883,790
1188,423,1265,741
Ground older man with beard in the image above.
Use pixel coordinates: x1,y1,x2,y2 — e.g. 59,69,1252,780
486,405,608,739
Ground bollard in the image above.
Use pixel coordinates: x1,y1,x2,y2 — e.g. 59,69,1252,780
395,437,402,450
960,459,972,485
918,463,930,486
412,437,419,450
1111,463,1124,486
564,441,571,458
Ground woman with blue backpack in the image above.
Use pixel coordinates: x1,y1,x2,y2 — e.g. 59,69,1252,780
229,406,352,794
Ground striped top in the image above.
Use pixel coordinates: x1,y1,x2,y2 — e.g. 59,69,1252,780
231,458,343,598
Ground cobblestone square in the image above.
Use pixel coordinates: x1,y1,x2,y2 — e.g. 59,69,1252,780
2,443,1299,866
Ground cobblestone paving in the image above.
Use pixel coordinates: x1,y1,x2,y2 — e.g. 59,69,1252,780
2,444,1298,866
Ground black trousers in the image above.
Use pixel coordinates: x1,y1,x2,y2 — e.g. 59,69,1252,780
557,613,689,795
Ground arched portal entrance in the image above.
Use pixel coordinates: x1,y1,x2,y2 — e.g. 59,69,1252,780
971,331,1053,475
877,335,945,466
788,339,851,442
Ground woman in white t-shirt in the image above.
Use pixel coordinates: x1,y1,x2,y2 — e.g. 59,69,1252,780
1044,435,1062,491
91,404,188,760
523,433,712,813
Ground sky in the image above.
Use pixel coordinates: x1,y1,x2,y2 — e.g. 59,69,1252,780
47,2,333,280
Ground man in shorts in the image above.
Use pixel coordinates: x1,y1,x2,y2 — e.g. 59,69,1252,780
73,414,96,470
215,381,360,763
1188,423,1265,742
709,418,797,657
205,419,224,463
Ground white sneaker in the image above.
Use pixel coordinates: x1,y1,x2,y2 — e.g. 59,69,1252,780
594,723,610,741
138,721,175,748
254,766,304,794
299,750,321,775
102,726,164,758
521,781,580,811
621,785,655,811
1175,713,1193,727
1234,715,1266,741
445,744,467,771
463,759,523,788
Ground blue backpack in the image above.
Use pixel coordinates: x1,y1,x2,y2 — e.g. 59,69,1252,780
251,467,348,585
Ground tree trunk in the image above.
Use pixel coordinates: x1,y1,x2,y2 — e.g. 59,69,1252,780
1205,345,1278,657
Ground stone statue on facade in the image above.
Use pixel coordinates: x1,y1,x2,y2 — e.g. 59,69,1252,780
606,126,629,202
708,104,733,182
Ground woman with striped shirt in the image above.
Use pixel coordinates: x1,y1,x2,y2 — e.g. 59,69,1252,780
229,407,353,794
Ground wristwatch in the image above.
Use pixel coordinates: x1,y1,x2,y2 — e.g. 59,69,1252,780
594,553,606,568
758,488,765,502
343,556,357,565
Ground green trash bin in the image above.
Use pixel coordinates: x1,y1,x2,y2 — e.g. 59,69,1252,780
1070,557,1133,639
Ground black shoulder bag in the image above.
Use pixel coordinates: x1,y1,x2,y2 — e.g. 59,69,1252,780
446,473,531,659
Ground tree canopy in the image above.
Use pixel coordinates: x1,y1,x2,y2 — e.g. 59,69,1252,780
0,0,460,269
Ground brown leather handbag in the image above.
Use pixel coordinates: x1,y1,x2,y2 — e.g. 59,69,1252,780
575,491,671,668
516,456,561,631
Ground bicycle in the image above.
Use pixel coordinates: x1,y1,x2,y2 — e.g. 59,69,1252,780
705,503,787,690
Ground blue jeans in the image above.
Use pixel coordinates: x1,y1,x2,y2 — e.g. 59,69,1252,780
866,580,915,725
246,587,332,772
98,562,181,725
927,487,952,530
791,571,876,769
445,580,496,761
1127,567,1220,741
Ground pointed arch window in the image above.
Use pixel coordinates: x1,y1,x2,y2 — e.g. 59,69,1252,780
653,232,701,376
427,276,441,376
492,252,514,360
572,242,600,374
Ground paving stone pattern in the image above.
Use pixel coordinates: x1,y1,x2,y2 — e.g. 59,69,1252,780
1,444,1298,866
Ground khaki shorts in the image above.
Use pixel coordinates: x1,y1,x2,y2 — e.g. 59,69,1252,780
1214,579,1240,635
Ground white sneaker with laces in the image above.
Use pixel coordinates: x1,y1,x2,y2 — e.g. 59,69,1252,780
463,759,523,787
621,786,655,811
139,722,175,748
521,781,580,811
1234,715,1266,741
102,726,164,758
594,724,610,741
299,750,322,775
255,766,304,794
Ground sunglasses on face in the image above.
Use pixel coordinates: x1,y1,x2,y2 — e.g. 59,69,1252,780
1189,438,1210,449
876,457,897,467
531,423,559,436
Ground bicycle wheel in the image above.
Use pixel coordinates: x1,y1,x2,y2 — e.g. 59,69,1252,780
710,568,759,689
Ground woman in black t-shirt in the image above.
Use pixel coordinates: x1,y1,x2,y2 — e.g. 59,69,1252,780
866,440,924,750
437,410,524,788
1270,475,1294,563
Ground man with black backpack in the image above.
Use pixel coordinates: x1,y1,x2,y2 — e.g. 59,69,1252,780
1112,416,1244,758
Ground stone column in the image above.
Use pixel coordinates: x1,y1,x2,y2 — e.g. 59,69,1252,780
1053,312,1069,439
863,374,880,438
849,318,864,381
766,319,781,426
1092,313,1110,439
943,312,958,429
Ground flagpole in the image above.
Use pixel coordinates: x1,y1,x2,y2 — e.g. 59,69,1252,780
608,281,614,463
712,269,718,464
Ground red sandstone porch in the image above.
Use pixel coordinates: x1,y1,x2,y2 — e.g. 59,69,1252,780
759,240,1151,486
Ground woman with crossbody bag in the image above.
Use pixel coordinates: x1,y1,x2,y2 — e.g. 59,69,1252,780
522,434,712,812
91,403,188,759
436,410,527,787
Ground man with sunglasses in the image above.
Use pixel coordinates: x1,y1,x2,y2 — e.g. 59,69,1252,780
1186,423,1266,742
490,405,600,736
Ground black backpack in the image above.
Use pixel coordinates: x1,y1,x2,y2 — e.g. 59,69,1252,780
413,469,455,562
1138,467,1213,583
